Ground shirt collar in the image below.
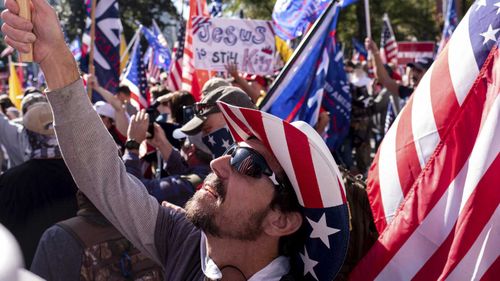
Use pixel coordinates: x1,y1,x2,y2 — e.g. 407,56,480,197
200,232,290,281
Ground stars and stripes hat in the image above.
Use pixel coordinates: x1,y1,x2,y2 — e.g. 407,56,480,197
217,102,350,281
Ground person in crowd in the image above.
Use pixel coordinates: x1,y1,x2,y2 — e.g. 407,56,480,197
0,90,46,167
93,100,127,151
30,191,164,281
1,1,350,280
180,86,256,158
124,111,211,206
87,74,130,138
365,37,432,99
200,77,230,99
0,92,78,267
116,84,138,116
225,63,267,104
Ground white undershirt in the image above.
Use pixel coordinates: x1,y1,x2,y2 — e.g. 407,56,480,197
200,232,291,281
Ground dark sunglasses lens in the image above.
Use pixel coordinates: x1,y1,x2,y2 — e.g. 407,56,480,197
230,147,266,178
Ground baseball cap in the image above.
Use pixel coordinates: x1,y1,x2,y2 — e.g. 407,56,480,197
93,101,116,120
180,86,256,135
21,93,55,136
407,57,433,71
201,77,230,98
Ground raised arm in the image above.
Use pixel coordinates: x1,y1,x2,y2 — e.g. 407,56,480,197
87,74,130,136
364,37,400,95
1,0,161,263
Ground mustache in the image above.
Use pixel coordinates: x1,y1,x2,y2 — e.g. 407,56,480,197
204,173,226,202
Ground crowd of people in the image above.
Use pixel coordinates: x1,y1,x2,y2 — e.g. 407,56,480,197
0,0,434,280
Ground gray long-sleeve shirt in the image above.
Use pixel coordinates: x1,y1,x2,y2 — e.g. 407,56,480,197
47,80,204,280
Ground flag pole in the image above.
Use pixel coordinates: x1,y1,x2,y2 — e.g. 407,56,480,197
364,0,371,38
120,28,142,64
88,0,97,99
259,1,338,109
16,0,33,62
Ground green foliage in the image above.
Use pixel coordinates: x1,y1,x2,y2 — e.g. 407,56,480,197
223,0,473,55
56,0,179,42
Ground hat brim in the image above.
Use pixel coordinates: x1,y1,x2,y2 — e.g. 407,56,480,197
180,115,206,135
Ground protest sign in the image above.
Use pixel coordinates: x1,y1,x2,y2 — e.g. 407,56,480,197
192,17,276,75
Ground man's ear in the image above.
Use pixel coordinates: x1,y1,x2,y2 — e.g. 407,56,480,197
263,210,303,237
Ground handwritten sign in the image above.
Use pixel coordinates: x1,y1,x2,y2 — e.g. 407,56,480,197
192,17,276,75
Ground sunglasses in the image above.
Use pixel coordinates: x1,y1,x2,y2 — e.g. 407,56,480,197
224,144,282,187
194,102,217,117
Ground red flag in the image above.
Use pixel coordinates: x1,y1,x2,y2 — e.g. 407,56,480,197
352,3,500,280
181,0,209,100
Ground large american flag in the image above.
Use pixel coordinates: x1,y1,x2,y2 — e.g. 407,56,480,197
380,13,398,64
351,1,500,280
167,22,185,91
181,0,209,100
121,36,150,110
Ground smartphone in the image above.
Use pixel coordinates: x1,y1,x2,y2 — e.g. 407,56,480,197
146,121,155,139
182,105,195,125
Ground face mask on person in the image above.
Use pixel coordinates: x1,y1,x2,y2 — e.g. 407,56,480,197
202,126,234,158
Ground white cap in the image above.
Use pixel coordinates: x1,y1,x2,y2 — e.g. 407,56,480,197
93,101,116,120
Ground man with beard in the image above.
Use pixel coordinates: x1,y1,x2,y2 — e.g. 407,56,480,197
1,1,350,280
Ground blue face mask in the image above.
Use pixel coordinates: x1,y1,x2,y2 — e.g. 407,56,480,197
202,127,234,158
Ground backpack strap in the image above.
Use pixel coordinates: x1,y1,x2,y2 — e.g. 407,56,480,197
57,216,123,248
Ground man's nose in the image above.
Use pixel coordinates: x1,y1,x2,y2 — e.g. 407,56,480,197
210,155,232,179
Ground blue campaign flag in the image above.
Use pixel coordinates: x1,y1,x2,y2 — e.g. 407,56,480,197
142,25,172,72
262,1,351,151
437,0,458,54
81,0,122,101
272,0,358,40
209,0,223,17
352,38,367,59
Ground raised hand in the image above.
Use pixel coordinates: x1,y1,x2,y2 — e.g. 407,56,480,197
128,110,149,144
1,0,78,90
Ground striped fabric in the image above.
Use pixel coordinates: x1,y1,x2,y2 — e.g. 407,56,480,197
167,22,185,91
217,102,347,209
352,2,500,280
217,101,350,281
380,13,398,64
181,0,208,99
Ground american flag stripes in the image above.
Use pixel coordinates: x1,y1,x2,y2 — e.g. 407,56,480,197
351,1,500,280
121,37,150,110
380,13,398,64
167,22,185,91
181,0,209,100
217,101,349,281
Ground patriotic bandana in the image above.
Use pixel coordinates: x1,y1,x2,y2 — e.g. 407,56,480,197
217,102,349,281
202,126,234,158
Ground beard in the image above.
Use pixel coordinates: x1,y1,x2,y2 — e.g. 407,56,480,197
185,173,270,241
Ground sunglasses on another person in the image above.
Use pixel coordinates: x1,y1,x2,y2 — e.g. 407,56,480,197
223,143,283,188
